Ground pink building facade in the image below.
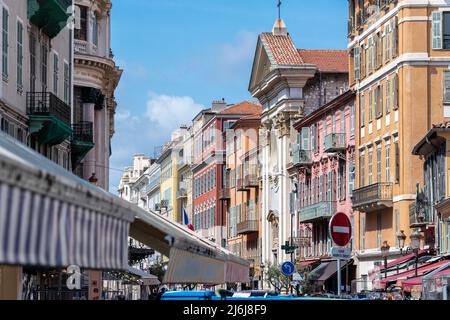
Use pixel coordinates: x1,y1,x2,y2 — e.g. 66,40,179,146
292,91,356,261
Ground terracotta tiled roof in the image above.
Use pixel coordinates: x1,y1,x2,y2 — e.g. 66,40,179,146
237,113,261,121
260,32,304,66
433,121,450,129
297,49,348,73
220,101,262,115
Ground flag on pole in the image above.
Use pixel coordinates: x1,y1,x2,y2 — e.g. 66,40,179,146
183,208,194,231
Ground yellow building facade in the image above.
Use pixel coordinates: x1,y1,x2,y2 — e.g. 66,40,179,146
348,0,450,281
158,144,179,223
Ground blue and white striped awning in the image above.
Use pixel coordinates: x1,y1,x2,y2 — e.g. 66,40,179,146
0,132,135,270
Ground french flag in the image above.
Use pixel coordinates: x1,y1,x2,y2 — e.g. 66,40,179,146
183,208,194,231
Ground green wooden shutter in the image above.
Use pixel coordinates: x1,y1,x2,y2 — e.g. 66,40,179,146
432,11,443,50
444,71,450,103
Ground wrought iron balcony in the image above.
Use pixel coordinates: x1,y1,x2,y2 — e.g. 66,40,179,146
324,133,346,153
299,201,337,223
292,145,312,167
352,183,393,212
176,188,188,199
244,174,258,188
219,187,230,200
71,122,94,168
27,92,72,146
237,220,259,235
27,0,72,39
237,178,249,192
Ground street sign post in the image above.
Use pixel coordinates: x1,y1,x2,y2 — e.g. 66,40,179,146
281,261,296,277
329,212,352,297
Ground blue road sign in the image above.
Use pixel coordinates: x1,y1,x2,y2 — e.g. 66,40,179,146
281,261,295,276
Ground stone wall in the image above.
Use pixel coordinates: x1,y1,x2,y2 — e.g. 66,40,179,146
303,72,349,115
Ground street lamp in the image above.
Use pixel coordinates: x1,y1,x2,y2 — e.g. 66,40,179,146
260,263,265,290
410,229,423,278
380,241,390,279
397,230,407,254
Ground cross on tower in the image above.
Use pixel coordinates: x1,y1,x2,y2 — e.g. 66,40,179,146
277,0,282,20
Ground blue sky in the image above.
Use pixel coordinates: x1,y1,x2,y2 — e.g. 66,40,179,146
109,0,347,192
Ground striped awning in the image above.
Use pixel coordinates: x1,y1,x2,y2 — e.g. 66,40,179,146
0,132,134,270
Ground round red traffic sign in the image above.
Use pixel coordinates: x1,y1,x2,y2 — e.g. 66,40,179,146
329,212,352,247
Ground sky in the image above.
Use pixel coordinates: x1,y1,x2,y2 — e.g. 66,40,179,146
109,0,348,192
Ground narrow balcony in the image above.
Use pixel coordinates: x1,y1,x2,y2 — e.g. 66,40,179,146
409,203,431,228
27,0,72,39
292,145,312,167
219,187,230,200
244,174,258,188
74,39,98,56
299,201,337,223
352,183,393,213
71,122,94,167
176,188,187,199
324,133,346,153
237,178,249,192
237,220,258,235
27,92,72,146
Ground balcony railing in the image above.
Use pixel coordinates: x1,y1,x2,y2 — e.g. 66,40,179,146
219,187,230,200
299,201,337,223
237,178,249,191
72,122,93,143
244,174,258,188
352,183,393,212
324,133,346,153
293,145,312,167
27,92,71,126
176,188,187,199
74,39,99,56
237,220,259,235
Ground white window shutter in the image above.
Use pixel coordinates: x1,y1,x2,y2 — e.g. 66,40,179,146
444,71,450,103
432,11,443,50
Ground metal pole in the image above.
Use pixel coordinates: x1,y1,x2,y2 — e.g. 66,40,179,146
337,258,341,297
384,257,388,279
415,251,418,278
290,213,294,295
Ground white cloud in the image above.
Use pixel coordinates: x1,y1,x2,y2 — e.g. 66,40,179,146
145,92,204,131
218,31,257,67
115,59,149,80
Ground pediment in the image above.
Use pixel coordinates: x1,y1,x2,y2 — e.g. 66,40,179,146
248,37,274,94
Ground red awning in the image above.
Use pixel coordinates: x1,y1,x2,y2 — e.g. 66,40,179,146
297,259,320,269
379,260,448,289
369,250,431,278
401,265,450,292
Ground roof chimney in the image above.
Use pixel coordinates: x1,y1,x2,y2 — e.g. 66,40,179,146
272,18,287,36
211,98,227,112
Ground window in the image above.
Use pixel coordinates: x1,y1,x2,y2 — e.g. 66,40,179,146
354,46,360,80
30,33,36,92
376,85,383,118
348,162,355,196
75,6,88,41
16,20,23,90
369,90,373,122
376,31,382,69
393,74,399,110
368,37,373,73
2,8,8,80
361,44,366,78
386,79,391,114
64,62,70,104
361,215,366,251
392,17,399,57
311,126,315,152
444,71,450,104
341,110,345,135
376,144,381,182
351,103,355,134
373,33,378,70
432,11,446,50
385,23,391,63
395,141,400,182
360,153,365,187
323,115,327,146
360,94,365,127
395,209,400,247
332,113,336,133
374,87,378,119
53,53,58,95
92,14,98,46
41,44,48,92
385,143,391,183
368,148,373,185
327,173,332,202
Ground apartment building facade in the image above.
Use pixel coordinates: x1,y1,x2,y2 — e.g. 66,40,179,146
192,100,261,246
0,0,72,168
292,91,356,263
248,18,349,265
348,0,450,282
226,112,262,289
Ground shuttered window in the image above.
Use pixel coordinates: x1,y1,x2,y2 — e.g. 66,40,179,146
53,53,59,95
361,44,366,78
377,84,383,118
432,11,443,50
368,37,373,73
373,34,378,70
386,144,391,183
301,127,310,150
377,144,381,182
393,74,399,110
374,88,378,120
360,153,365,187
444,71,450,103
360,94,365,127
369,90,373,122
392,17,399,57
385,23,391,63
368,148,373,185
311,125,315,151
386,79,391,114
354,46,360,80
2,8,8,79
395,141,400,182
17,20,23,90
341,110,345,135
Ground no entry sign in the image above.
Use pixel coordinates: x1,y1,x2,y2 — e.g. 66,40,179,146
329,212,352,247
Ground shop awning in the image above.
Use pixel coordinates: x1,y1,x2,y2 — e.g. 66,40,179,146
297,259,320,269
0,132,135,270
378,259,449,290
130,208,250,284
308,260,352,284
401,262,450,292
127,267,160,286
